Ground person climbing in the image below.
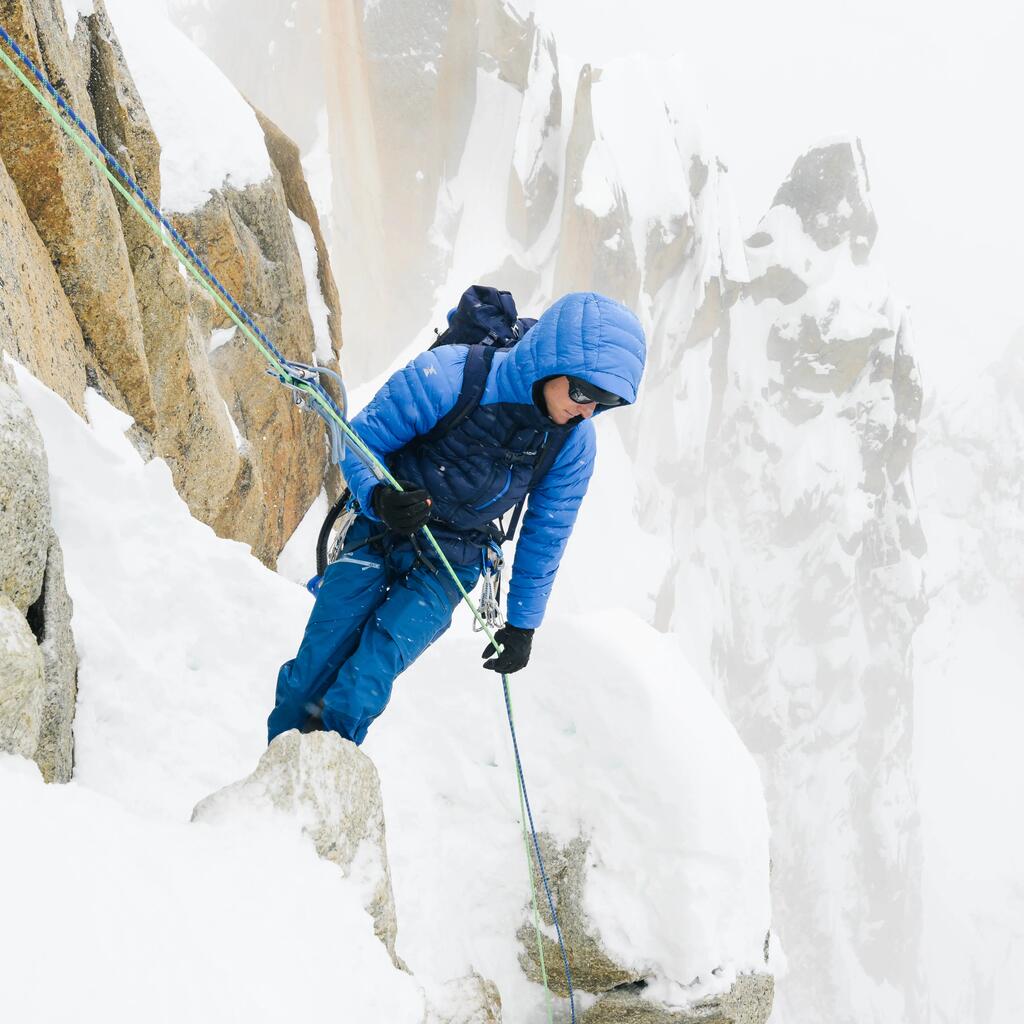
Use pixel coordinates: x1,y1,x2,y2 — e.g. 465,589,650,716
267,290,646,745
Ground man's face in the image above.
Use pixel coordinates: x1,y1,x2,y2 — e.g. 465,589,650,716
542,376,598,424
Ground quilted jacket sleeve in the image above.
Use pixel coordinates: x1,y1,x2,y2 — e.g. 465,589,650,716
505,419,596,629
339,347,467,516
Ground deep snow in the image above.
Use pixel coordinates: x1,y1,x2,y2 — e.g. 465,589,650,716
4,356,771,1022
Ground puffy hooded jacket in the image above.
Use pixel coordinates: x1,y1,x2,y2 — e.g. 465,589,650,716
340,291,646,628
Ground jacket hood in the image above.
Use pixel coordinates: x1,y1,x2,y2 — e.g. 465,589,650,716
495,292,647,407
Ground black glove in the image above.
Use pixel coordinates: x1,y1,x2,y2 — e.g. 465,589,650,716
482,625,534,674
372,481,432,534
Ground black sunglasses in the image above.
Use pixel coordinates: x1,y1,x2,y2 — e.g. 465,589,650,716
566,376,624,407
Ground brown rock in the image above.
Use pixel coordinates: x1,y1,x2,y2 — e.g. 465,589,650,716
0,151,88,417
83,3,255,544
252,106,343,357
0,0,156,433
30,529,77,784
171,176,328,564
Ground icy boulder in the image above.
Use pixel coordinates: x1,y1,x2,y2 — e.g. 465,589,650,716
192,730,403,964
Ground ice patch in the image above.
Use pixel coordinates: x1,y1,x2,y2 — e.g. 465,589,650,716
208,326,236,353
289,212,333,363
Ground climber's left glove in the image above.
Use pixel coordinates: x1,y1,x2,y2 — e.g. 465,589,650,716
482,625,534,674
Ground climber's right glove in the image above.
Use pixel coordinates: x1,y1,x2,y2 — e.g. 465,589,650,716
371,480,432,534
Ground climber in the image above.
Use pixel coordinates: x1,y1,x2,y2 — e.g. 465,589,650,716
266,291,646,745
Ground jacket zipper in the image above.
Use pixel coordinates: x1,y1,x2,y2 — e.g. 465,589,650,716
473,467,514,511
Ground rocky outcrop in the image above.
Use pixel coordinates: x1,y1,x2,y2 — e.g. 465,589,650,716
83,2,257,550
254,106,343,357
0,368,77,781
518,832,772,1023
28,529,77,783
193,731,403,965
1,0,335,566
0,592,45,759
0,368,50,615
171,175,328,562
0,0,156,433
0,151,89,417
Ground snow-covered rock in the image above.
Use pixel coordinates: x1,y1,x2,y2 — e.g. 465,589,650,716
193,730,403,965
518,830,772,1022
582,972,773,1024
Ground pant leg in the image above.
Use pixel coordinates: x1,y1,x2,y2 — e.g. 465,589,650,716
320,557,480,745
267,544,389,743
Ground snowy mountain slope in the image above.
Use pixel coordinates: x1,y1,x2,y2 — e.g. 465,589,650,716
4,355,771,1021
14,0,1021,1020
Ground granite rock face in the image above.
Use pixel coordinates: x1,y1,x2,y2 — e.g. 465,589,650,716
0,372,50,615
29,530,78,783
0,592,46,760
171,175,328,563
0,372,77,781
83,2,263,556
1,0,335,567
0,151,89,417
0,0,156,433
192,731,403,965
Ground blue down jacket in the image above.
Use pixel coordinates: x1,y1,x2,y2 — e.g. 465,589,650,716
340,292,646,629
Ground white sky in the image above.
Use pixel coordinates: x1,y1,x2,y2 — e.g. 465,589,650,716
531,0,1024,399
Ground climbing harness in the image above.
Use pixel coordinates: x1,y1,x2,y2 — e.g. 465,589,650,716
0,23,576,1023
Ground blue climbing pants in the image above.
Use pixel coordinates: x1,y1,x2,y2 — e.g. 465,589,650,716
268,517,480,745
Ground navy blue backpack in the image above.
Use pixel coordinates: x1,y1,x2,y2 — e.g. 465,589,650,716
429,285,537,351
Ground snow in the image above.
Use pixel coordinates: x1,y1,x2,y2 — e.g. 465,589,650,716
60,0,93,33
289,212,334,363
1,754,423,1023
104,0,272,212
5,359,771,1023
208,325,236,353
575,144,617,218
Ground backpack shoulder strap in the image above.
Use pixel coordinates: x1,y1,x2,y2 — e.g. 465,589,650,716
501,427,572,544
418,344,497,445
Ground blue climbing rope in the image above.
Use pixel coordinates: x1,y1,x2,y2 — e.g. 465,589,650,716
0,20,577,1019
